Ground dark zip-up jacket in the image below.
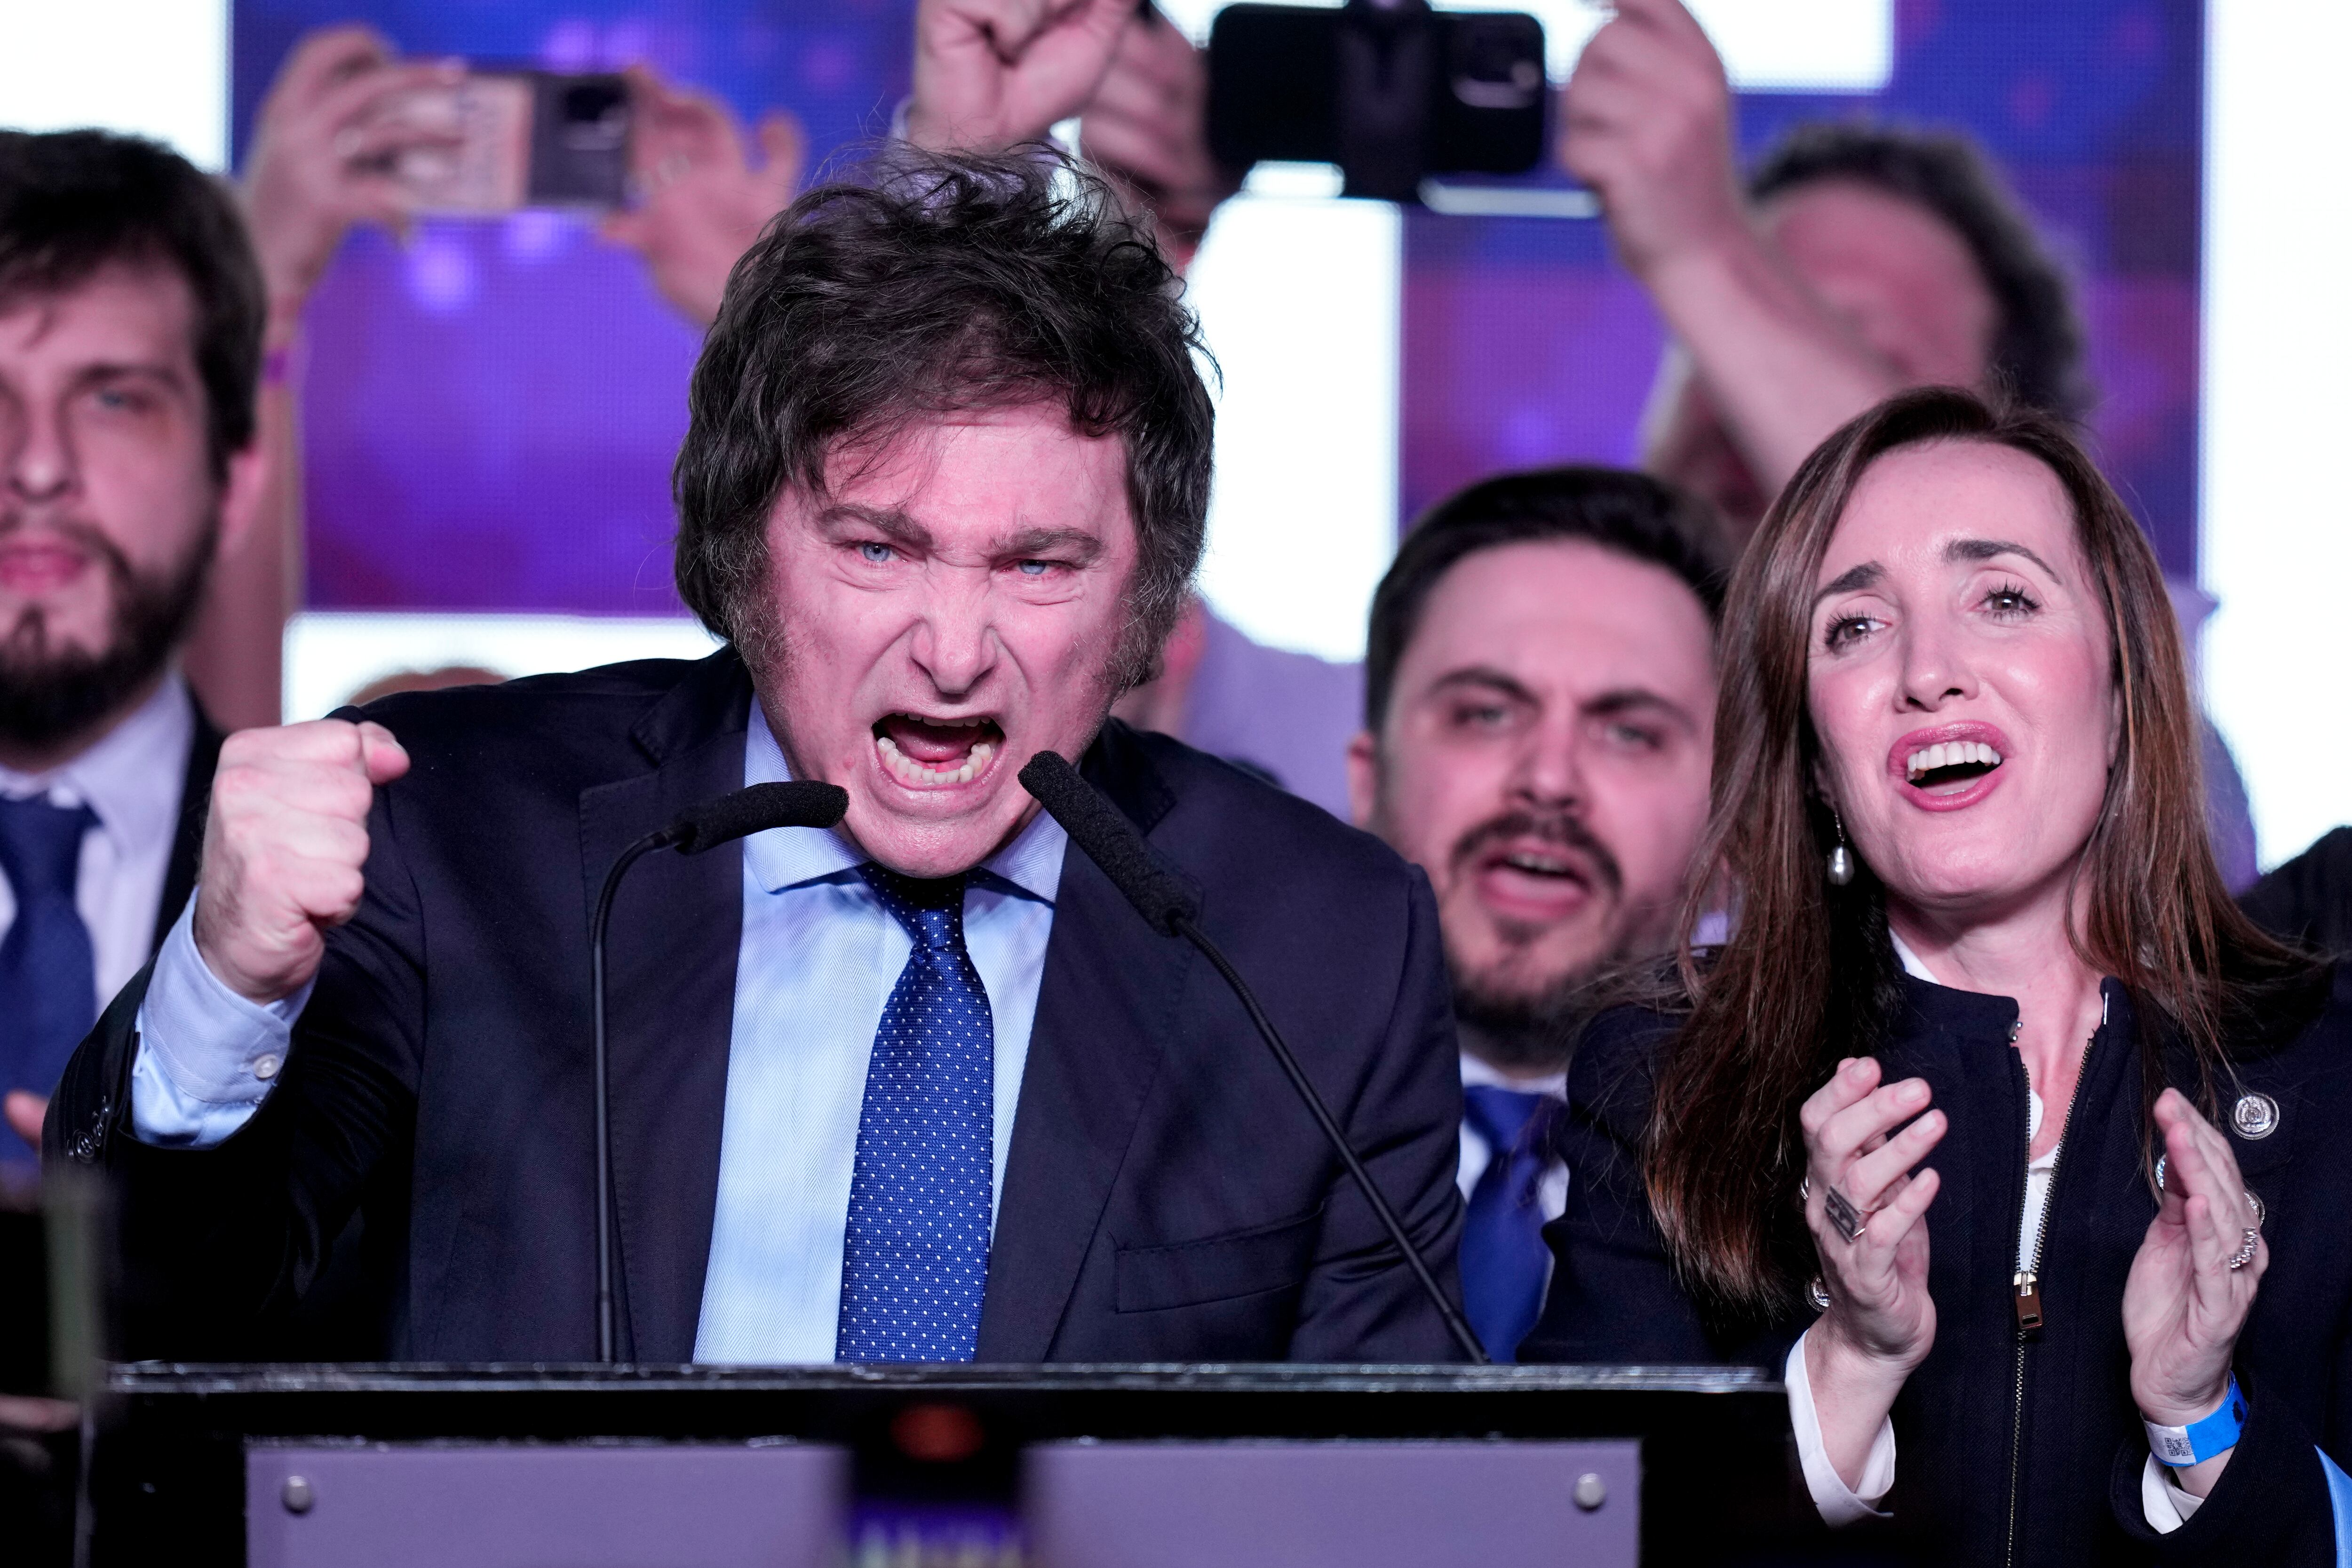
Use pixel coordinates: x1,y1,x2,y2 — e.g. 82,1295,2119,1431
1521,968,2352,1566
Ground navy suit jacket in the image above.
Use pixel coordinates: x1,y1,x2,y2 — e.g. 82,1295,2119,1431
48,649,1467,1364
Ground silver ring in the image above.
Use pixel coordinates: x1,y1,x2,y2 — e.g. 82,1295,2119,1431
1823,1185,1868,1243
2226,1227,2259,1271
2153,1158,2267,1232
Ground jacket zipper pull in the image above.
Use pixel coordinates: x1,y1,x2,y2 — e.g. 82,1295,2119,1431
2012,1270,2044,1335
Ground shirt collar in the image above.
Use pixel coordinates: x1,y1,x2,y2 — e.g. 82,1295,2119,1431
739,698,1066,904
0,672,193,855
1889,928,1936,983
1459,1050,1566,1101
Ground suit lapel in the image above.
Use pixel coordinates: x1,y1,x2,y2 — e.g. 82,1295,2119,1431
576,653,755,1361
978,724,1191,1361
150,706,222,956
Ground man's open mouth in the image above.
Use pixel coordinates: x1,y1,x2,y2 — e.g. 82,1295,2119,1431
1470,837,1605,923
872,711,1004,789
1483,843,1593,888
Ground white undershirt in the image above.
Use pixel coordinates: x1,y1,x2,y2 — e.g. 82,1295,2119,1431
1788,933,2201,1532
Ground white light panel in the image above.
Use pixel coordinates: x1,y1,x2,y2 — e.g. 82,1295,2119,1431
1154,0,1892,93
1184,172,1402,662
2199,2,2352,868
0,1,230,170
285,612,721,721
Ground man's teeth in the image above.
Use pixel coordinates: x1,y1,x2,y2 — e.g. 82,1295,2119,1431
1906,740,2003,780
877,732,992,787
1503,851,1572,876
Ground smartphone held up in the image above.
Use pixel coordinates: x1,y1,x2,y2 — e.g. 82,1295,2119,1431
1206,0,1546,202
380,70,632,215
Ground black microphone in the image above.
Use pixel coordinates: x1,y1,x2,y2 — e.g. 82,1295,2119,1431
1018,751,1487,1363
589,780,849,1361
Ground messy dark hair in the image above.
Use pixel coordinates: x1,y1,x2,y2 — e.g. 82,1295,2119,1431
1750,123,2093,421
1363,466,1732,732
674,146,1215,688
0,129,267,482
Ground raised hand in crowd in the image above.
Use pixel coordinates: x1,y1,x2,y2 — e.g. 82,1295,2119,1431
242,25,462,342
180,25,466,733
600,66,805,329
1561,0,1903,519
903,0,1136,153
1077,7,1237,271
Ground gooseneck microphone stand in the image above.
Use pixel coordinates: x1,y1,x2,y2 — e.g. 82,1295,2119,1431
1017,751,1487,1364
588,780,849,1361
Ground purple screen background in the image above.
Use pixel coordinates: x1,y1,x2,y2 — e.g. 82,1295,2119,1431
235,0,2206,615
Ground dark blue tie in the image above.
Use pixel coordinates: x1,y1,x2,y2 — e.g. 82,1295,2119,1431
0,795,99,1121
1460,1084,1559,1361
835,867,994,1363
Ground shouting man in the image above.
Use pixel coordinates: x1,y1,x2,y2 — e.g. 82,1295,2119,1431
1351,468,1729,1358
52,147,1466,1365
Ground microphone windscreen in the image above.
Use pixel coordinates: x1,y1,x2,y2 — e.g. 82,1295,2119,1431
1018,751,1196,935
669,780,850,854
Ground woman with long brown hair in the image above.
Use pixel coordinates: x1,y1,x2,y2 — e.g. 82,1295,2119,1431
1521,386,2348,1564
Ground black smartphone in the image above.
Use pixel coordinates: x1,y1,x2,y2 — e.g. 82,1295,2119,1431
387,70,633,214
1207,0,1546,201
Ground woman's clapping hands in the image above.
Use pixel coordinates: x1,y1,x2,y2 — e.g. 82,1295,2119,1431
2122,1088,2267,1496
1798,1056,1949,1488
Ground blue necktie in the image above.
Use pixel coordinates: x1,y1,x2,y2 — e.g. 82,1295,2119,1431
836,867,994,1363
1460,1084,1559,1362
0,795,99,1118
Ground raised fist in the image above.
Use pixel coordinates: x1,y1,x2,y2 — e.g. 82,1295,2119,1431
192,719,410,1004
904,0,1136,154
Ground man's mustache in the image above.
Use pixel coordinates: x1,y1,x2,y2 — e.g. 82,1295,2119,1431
0,507,136,581
1447,807,1625,901
0,509,136,657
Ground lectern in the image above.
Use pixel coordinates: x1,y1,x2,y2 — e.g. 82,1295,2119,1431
81,1362,1816,1567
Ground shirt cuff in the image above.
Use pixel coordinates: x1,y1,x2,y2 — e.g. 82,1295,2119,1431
128,898,312,1148
2138,1452,2206,1533
1787,1329,1896,1526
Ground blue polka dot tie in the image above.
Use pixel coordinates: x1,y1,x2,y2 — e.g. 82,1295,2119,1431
0,795,99,1123
835,867,994,1363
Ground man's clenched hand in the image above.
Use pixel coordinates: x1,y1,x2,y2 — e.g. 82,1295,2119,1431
904,0,1135,154
193,720,409,1005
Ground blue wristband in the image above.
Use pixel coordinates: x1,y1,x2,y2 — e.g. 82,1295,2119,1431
2145,1375,2248,1468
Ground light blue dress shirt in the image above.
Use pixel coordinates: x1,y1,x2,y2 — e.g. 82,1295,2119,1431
696,707,1063,1361
129,701,1066,1364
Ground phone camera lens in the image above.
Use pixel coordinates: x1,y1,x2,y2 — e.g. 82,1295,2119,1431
560,82,629,152
1451,19,1542,110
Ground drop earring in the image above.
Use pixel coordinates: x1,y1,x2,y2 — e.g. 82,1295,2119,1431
1826,805,1856,887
